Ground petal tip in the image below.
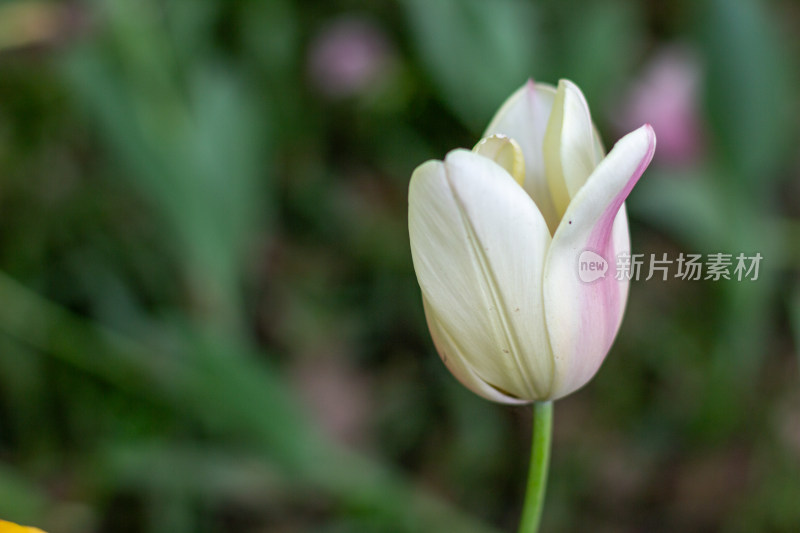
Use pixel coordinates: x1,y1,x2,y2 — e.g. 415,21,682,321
641,123,657,161
638,123,657,142
442,147,474,166
557,78,580,92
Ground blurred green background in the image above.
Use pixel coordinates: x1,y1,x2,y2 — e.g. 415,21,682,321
0,0,798,532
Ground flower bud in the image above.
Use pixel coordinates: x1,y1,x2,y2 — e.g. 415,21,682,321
409,79,655,402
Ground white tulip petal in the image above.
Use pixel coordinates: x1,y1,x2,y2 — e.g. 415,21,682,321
543,79,601,220
484,80,560,233
543,124,656,399
592,125,607,161
409,150,553,400
423,297,528,404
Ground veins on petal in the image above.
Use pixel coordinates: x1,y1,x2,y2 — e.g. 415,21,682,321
440,163,541,400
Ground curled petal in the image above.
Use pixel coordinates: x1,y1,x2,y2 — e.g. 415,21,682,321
543,124,656,399
543,79,602,219
409,150,553,400
473,134,526,186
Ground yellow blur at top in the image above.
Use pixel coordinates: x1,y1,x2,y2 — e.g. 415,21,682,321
0,520,45,532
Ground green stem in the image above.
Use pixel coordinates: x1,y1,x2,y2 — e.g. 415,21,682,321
517,401,553,533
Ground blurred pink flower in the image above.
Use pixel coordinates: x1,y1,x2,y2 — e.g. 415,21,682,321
617,46,705,166
307,16,394,99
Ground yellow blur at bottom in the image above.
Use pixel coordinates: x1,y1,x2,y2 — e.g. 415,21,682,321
0,520,45,533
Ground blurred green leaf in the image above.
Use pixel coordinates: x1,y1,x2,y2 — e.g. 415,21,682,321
792,283,800,371
697,0,795,186
0,464,48,522
629,167,726,252
544,0,644,112
63,0,270,333
0,272,502,533
401,0,539,131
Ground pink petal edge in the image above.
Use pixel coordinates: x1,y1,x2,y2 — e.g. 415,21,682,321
583,124,656,355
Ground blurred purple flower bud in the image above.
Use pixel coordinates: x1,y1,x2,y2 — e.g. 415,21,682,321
617,46,705,166
307,16,394,99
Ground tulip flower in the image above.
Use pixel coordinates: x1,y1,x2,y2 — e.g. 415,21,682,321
409,78,655,533
409,79,655,403
0,520,45,533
